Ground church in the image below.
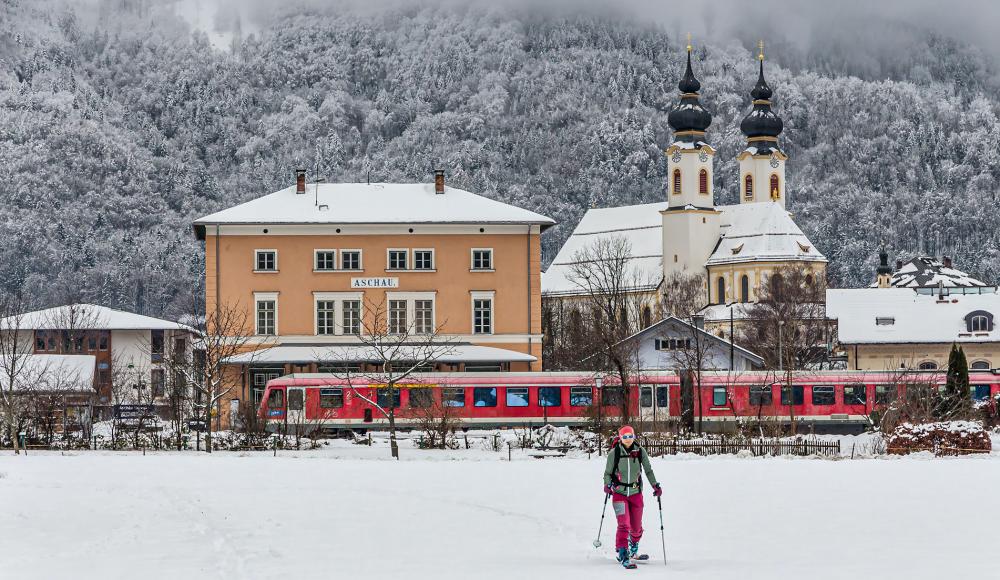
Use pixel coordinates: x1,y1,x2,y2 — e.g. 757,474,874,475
542,44,827,339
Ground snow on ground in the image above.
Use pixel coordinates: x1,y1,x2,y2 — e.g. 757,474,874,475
1,442,997,580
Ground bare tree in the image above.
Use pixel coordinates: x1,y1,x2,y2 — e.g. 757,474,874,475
567,235,656,423
331,297,456,459
0,295,39,454
409,393,462,449
661,271,707,319
662,317,716,435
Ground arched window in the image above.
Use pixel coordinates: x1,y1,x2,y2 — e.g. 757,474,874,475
672,169,682,195
769,273,784,301
641,306,652,328
740,275,750,303
699,169,708,194
744,175,754,199
971,360,991,370
970,315,990,332
805,274,814,287
716,277,726,304
918,361,938,370
769,174,780,200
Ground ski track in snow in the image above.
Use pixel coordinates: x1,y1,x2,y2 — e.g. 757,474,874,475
1,448,998,580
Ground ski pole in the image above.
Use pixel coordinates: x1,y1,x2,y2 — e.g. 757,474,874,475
657,495,666,565
593,492,611,548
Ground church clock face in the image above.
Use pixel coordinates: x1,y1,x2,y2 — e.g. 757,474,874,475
671,151,682,163
698,150,708,162
769,155,779,168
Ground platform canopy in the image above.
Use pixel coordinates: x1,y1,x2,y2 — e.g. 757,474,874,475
224,344,536,365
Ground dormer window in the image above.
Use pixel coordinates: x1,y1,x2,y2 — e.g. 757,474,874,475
966,310,993,332
672,169,682,195
744,174,753,199
699,169,708,194
876,317,895,326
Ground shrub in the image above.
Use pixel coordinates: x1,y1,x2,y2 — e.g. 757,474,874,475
887,421,992,456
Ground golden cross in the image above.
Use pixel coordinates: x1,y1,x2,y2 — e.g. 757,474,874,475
686,32,692,52
758,39,765,60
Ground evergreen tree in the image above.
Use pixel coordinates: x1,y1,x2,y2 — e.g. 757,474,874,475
941,343,971,419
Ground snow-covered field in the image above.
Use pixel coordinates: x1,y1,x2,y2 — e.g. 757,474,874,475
1,442,997,580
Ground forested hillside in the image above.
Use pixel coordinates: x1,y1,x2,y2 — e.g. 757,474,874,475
2,0,999,317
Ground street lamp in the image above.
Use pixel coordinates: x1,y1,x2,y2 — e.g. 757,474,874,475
595,376,603,456
777,321,785,372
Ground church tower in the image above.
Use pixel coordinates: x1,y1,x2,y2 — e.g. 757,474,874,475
662,40,720,281
876,247,893,288
737,42,788,208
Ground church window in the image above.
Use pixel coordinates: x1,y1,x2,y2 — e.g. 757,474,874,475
641,306,652,329
740,275,749,303
744,175,754,199
672,169,682,195
699,169,708,194
769,273,784,300
769,174,780,200
716,277,726,304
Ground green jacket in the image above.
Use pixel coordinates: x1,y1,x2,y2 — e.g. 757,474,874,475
603,441,658,497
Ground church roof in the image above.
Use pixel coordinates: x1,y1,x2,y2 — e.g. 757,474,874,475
707,202,827,266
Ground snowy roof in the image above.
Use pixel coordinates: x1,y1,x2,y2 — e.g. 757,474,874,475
872,256,991,289
706,202,827,266
0,354,95,392
193,183,555,234
620,317,764,366
541,202,667,296
827,288,1000,344
697,303,756,323
224,344,537,364
2,304,195,332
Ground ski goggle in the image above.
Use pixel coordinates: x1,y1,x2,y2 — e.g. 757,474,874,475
620,434,635,440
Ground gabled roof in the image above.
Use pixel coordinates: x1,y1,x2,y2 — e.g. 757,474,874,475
2,304,194,332
706,202,827,266
541,202,666,296
873,256,991,289
827,288,1000,345
193,182,555,238
619,316,765,367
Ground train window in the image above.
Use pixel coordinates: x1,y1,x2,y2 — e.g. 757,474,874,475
288,389,304,411
843,384,867,405
875,385,898,405
444,388,466,407
602,387,624,407
570,386,593,406
749,385,771,406
812,386,835,405
539,387,562,407
267,389,284,409
319,388,344,408
506,387,529,407
656,386,669,408
972,385,991,401
780,386,804,406
377,388,402,408
409,389,434,408
639,387,653,408
473,387,498,407
712,387,727,407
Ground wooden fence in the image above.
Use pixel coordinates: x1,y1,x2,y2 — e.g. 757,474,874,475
639,438,842,458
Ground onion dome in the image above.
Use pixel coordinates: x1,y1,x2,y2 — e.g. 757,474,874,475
877,247,893,276
667,48,712,144
740,54,783,154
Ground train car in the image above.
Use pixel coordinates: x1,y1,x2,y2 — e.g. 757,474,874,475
256,371,1000,435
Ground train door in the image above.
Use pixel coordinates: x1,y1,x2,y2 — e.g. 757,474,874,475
639,385,656,424
287,387,306,425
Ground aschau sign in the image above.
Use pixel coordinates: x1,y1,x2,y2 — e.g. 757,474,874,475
351,277,399,289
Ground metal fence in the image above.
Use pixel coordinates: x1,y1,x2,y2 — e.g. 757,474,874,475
640,438,842,458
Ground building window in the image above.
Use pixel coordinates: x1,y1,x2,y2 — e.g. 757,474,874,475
414,300,434,334
409,389,433,408
769,174,780,200
744,174,753,199
918,361,938,370
150,330,164,363
319,388,344,408
538,387,561,407
443,387,465,407
740,275,749,303
672,169,682,194
342,300,361,335
712,386,727,407
780,385,804,406
341,250,362,271
34,332,46,351
716,277,726,304
570,386,593,406
87,334,97,351
473,297,493,335
472,249,493,270
749,385,771,406
875,385,898,405
844,384,867,405
655,338,691,351
641,306,652,328
387,249,408,270
970,315,990,332
98,331,109,351
316,300,336,335
388,300,408,334
699,169,708,194
812,385,835,405
151,369,164,397
413,250,434,270
256,299,277,335
255,250,277,272
971,360,991,370
506,387,529,407
315,250,336,271
473,387,497,407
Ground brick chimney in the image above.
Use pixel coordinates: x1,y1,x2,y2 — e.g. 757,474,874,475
434,169,445,194
895,259,903,270
942,255,953,269
295,169,306,195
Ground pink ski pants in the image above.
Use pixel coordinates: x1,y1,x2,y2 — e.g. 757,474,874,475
611,492,644,550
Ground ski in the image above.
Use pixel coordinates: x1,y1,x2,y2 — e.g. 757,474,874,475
632,554,649,561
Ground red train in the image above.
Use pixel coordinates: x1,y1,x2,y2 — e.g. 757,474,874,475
256,371,1000,435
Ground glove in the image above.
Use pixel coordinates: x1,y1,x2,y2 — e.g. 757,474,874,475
653,484,663,497
603,485,613,495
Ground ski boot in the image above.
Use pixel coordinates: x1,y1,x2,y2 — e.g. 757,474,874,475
616,547,637,569
629,540,649,561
